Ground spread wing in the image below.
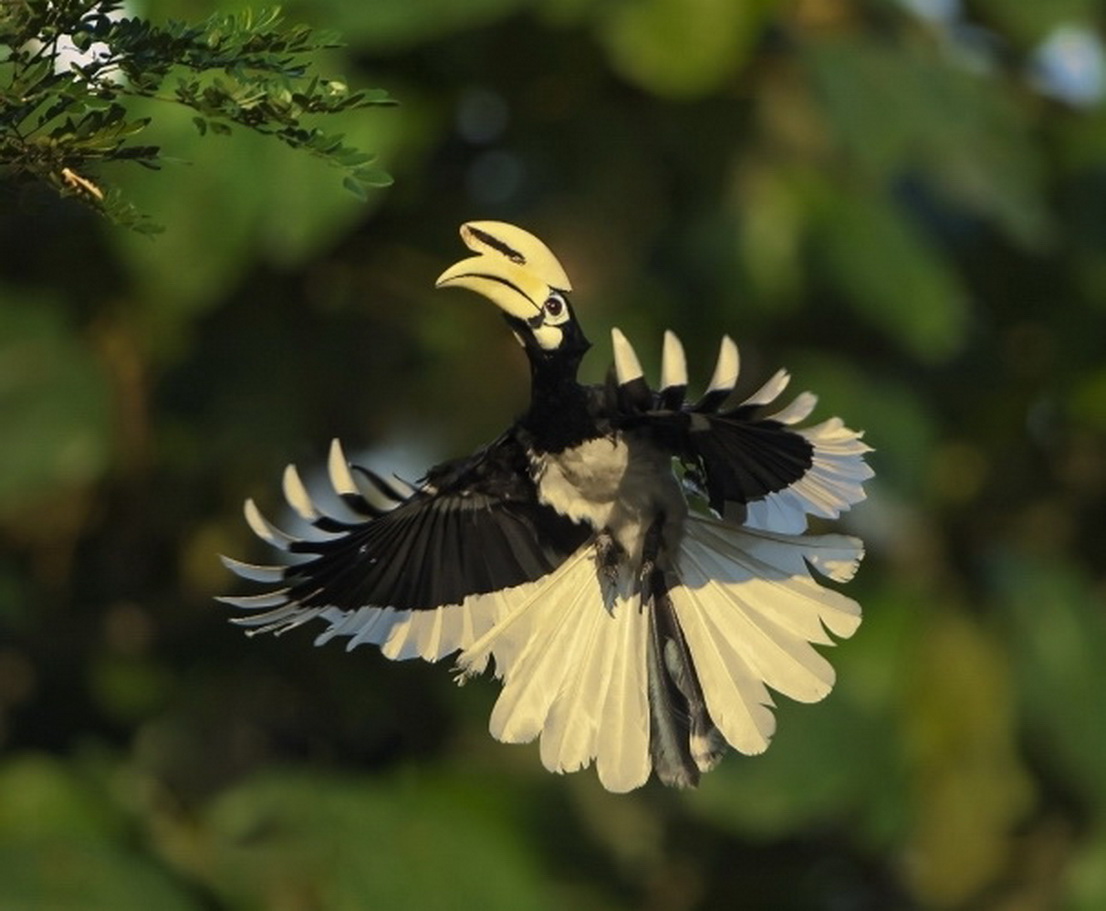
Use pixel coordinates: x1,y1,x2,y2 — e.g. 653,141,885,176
220,435,591,661
607,329,873,534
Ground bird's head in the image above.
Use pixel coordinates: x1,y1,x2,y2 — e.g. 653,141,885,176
435,221,591,363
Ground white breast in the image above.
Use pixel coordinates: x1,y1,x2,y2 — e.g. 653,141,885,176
531,436,629,529
531,432,687,563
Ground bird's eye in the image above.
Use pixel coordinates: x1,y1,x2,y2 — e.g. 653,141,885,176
543,292,569,324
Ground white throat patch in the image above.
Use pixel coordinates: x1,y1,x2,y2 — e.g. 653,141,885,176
532,324,564,350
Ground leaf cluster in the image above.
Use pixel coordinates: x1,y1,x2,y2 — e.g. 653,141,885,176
0,0,395,230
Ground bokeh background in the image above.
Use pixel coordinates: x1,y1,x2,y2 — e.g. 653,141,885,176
3,0,1106,908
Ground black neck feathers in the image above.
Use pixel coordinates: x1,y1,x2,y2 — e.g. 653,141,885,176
522,352,598,454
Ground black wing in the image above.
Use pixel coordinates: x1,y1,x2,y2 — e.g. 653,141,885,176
606,329,871,531
221,434,590,643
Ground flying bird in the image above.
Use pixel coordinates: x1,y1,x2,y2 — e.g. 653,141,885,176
221,221,873,792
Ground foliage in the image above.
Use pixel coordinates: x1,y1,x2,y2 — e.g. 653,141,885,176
2,0,1106,909
0,0,394,231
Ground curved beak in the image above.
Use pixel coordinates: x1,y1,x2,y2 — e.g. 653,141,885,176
435,221,572,319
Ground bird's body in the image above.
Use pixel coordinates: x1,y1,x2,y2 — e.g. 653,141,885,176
531,425,687,562
221,221,873,791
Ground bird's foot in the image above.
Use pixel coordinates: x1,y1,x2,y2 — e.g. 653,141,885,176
595,531,625,579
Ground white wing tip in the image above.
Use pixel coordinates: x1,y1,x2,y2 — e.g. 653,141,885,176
707,335,740,392
327,438,359,496
661,330,688,390
282,463,320,521
611,327,644,384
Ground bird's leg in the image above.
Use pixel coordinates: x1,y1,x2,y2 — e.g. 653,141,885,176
594,530,625,584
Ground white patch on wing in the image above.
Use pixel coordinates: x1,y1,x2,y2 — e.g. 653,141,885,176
706,336,740,393
611,327,644,384
304,584,527,663
661,330,688,391
743,417,874,534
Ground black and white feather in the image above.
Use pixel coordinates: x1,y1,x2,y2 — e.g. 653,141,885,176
221,220,873,792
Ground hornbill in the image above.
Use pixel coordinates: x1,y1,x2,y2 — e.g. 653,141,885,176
221,221,873,792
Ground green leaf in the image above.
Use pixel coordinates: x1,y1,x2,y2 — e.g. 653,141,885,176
596,0,776,98
996,555,1106,811
354,166,394,187
341,174,368,199
0,295,113,512
71,30,94,53
806,37,1052,249
0,754,204,910
811,184,971,363
1,0,396,229
201,769,560,911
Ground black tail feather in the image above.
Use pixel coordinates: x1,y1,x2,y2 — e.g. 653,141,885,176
641,517,724,787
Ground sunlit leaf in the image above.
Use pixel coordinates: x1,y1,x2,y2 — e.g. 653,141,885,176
810,186,971,362
994,555,1106,810
596,0,775,98
289,0,527,49
807,37,1052,249
973,0,1100,44
899,609,1033,907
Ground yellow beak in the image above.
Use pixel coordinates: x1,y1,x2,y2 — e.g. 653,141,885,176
435,221,572,320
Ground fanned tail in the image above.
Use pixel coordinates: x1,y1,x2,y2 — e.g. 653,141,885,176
455,513,863,791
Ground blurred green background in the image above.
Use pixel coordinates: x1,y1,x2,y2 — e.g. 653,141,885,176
3,0,1106,908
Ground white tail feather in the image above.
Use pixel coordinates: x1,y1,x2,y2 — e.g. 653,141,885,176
449,514,862,790
459,547,652,792
669,517,862,754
